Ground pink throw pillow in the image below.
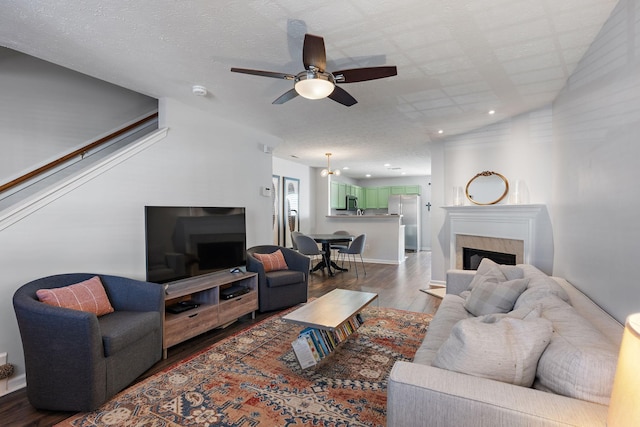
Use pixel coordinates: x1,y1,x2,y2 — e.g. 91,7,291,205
253,250,289,272
36,276,115,316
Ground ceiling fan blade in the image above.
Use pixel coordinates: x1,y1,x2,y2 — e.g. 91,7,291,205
230,67,295,80
328,86,357,107
303,34,326,71
272,88,299,104
333,66,398,83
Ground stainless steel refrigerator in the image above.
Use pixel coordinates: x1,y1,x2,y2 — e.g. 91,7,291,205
388,194,421,252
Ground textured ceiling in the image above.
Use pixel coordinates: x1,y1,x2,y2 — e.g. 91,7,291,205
0,0,618,178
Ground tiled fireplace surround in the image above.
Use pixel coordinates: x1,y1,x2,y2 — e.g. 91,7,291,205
443,204,553,275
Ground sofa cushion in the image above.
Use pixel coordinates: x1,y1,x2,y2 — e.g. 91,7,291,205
253,249,289,272
514,264,570,307
413,294,472,365
99,310,161,356
36,276,115,316
265,270,306,288
532,295,618,405
433,308,553,387
468,258,524,290
464,277,529,316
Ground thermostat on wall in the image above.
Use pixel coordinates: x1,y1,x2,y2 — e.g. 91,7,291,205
261,186,272,197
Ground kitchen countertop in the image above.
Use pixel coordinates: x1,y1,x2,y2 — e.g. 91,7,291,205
323,214,405,263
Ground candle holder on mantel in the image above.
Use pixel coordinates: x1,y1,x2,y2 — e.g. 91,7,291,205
452,186,465,206
510,179,529,204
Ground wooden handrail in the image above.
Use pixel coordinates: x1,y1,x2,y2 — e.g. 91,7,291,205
0,112,158,194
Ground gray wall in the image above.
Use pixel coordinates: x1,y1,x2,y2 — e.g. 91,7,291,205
551,0,640,323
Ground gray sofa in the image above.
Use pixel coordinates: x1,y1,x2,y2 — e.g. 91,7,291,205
388,261,623,427
13,273,164,411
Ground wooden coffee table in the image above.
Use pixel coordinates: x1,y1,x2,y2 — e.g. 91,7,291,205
283,288,378,331
283,289,379,368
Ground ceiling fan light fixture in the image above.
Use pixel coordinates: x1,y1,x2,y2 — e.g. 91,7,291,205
295,71,335,100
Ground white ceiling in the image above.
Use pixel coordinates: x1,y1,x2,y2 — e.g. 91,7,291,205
0,0,618,178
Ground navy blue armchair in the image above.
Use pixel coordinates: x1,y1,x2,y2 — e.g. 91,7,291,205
13,273,164,411
246,245,309,312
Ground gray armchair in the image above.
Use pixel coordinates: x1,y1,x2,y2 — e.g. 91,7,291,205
13,273,164,411
246,245,309,312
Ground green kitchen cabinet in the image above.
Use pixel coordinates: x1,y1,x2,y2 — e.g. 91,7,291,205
404,185,421,195
363,186,390,209
364,187,378,209
390,186,405,195
390,185,421,195
330,182,347,209
377,186,390,208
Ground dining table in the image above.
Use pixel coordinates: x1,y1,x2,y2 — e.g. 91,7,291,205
307,233,354,276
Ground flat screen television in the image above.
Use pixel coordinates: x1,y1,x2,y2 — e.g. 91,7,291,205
145,206,246,284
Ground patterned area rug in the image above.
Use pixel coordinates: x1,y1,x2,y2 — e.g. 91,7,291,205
57,305,432,427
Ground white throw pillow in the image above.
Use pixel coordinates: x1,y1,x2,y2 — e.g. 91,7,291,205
464,277,529,316
532,295,619,405
433,311,553,387
467,258,524,290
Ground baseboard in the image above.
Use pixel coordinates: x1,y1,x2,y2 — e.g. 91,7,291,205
0,373,26,398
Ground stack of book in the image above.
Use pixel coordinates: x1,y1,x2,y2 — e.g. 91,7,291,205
291,314,364,368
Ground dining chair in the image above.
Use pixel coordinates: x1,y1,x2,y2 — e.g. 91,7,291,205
291,231,303,250
338,233,367,278
330,230,351,257
295,234,324,272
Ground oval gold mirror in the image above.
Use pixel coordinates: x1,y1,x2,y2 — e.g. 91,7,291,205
465,171,509,205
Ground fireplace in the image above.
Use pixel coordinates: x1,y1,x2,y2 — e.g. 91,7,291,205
443,204,553,274
455,234,523,270
463,247,516,270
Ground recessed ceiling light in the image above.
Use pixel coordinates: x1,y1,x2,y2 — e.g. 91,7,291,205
401,172,406,175
488,110,496,115
384,163,391,167
365,174,372,178
438,129,444,134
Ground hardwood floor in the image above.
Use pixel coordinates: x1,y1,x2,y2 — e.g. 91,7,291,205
0,251,440,427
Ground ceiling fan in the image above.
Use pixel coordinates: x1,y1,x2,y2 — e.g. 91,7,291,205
231,33,397,107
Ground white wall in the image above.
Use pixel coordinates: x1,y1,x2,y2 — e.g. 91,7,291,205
551,0,640,323
0,47,157,184
444,107,554,207
433,0,640,323
0,96,280,392
431,106,554,282
429,140,447,284
272,156,314,241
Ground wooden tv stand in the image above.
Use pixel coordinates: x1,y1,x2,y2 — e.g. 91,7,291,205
162,270,258,358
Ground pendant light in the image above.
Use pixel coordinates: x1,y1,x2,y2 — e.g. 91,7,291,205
320,153,341,177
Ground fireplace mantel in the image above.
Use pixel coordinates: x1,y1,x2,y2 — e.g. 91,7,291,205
443,204,546,216
442,204,553,274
